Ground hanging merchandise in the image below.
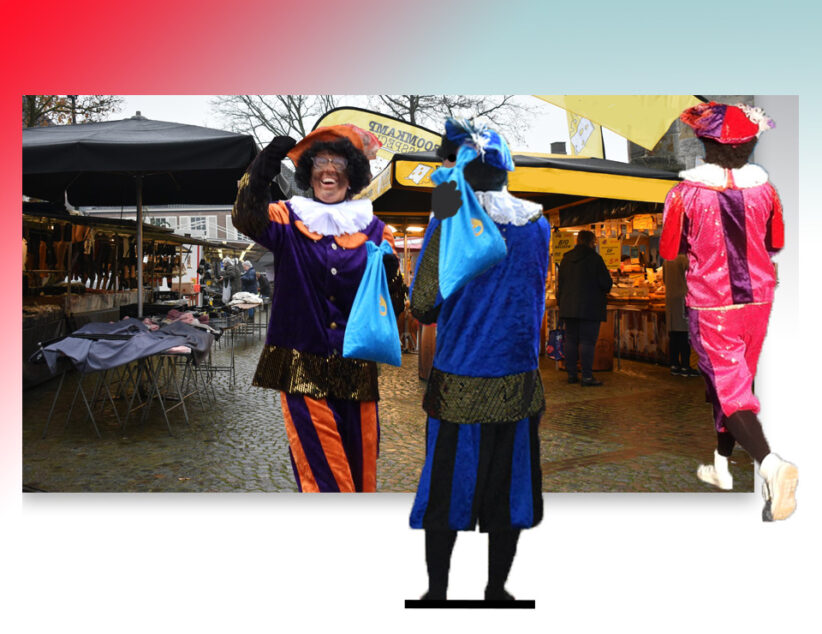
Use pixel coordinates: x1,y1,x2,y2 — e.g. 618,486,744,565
343,240,402,366
433,143,507,299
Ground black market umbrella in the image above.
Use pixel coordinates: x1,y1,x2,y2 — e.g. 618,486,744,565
23,114,259,316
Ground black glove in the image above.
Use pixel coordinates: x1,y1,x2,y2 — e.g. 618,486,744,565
253,135,297,182
235,135,298,239
432,181,462,220
265,135,297,161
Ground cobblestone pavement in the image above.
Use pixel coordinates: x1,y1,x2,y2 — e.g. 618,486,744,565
22,323,753,493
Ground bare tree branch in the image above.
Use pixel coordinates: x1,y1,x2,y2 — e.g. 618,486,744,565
211,95,338,145
210,95,536,147
23,95,124,128
366,95,533,143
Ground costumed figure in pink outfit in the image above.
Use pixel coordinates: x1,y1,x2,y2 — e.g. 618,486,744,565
660,101,797,520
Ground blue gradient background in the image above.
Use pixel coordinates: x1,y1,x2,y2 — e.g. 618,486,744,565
2,1,819,631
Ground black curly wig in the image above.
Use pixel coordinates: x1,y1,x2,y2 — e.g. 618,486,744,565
435,133,508,192
701,138,757,169
294,138,372,198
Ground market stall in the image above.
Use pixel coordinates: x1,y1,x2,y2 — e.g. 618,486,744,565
22,205,237,387
363,149,681,376
22,114,258,318
548,212,675,367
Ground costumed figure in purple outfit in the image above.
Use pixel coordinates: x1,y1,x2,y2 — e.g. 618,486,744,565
660,101,797,520
232,125,406,492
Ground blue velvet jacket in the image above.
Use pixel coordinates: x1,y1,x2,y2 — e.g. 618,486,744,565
410,206,550,424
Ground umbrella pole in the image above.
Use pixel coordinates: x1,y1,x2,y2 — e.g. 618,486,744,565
136,175,144,319
178,244,183,303
66,228,72,317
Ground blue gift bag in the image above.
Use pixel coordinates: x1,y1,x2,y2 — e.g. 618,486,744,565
343,240,402,366
546,329,565,361
432,144,507,299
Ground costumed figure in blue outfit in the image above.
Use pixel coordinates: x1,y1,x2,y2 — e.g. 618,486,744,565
409,119,550,601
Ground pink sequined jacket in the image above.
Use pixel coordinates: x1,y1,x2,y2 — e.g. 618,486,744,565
660,163,784,309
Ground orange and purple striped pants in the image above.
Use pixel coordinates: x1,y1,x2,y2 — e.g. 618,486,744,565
280,392,379,492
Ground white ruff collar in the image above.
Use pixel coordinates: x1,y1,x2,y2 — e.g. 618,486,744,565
679,163,769,189
473,188,543,226
289,196,374,236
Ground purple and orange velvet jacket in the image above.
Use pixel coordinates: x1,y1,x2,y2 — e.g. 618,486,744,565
256,200,394,355
238,199,398,401
660,163,784,309
231,138,405,402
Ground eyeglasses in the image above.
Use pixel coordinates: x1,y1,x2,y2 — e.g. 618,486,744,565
311,156,348,170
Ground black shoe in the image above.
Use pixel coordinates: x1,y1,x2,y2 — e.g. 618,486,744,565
670,366,683,376
484,587,515,601
421,589,446,601
567,375,579,384
682,367,701,377
581,377,603,387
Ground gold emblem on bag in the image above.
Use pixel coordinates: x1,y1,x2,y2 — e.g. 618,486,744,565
379,295,388,316
471,218,483,236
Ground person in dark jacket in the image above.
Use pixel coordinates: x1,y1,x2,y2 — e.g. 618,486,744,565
256,271,271,298
241,260,258,293
557,230,613,386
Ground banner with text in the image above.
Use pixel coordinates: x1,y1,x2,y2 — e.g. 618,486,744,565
314,107,441,165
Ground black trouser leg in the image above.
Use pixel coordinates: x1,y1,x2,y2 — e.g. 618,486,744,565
716,429,735,457
579,320,601,379
679,333,692,369
669,331,679,367
669,331,688,368
564,319,580,378
723,410,771,464
485,529,520,600
423,529,457,600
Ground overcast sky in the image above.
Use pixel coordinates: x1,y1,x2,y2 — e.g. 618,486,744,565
111,94,629,161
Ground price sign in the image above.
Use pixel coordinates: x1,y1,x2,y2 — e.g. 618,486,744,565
599,238,622,270
552,233,575,265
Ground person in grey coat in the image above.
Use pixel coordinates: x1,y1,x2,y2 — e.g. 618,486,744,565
557,230,613,386
229,258,243,299
663,254,699,376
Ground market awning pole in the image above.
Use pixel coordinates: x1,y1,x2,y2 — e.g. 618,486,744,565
65,228,72,317
178,243,183,301
136,175,144,319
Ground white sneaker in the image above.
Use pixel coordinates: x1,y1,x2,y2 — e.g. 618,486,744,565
760,454,798,521
697,464,733,490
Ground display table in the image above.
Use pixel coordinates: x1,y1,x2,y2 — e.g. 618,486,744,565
611,303,667,366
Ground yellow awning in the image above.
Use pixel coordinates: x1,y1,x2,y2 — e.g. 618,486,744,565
392,158,678,204
535,95,703,150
